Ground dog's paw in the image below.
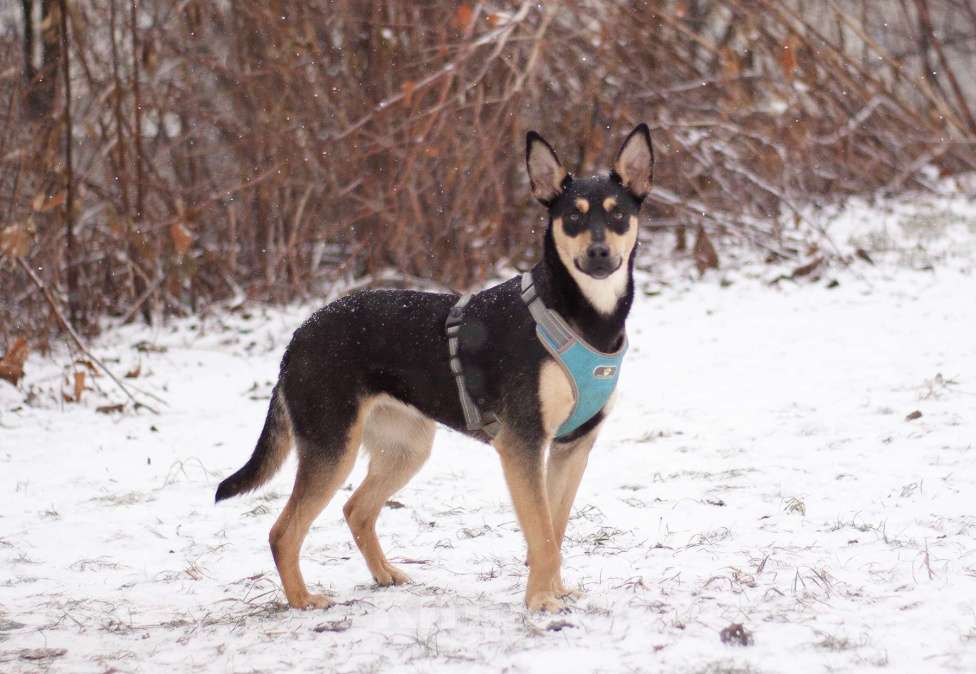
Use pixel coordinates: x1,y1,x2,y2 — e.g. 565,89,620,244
289,593,334,610
374,562,412,587
526,591,566,613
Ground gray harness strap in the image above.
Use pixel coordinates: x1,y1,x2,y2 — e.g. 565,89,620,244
445,294,501,437
519,272,574,351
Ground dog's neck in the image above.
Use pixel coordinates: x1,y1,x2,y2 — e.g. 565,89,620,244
533,230,634,353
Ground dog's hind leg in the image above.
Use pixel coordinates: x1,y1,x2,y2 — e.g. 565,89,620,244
269,399,367,609
343,396,435,586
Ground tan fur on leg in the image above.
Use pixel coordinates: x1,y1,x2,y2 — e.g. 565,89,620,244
344,395,435,586
547,425,600,549
269,402,367,609
494,426,565,612
546,425,602,598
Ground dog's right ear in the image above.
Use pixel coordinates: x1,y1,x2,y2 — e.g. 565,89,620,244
526,131,569,206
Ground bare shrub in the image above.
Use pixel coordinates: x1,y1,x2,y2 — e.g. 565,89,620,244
1,1,974,341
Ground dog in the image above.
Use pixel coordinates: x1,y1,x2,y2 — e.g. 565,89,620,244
216,123,653,612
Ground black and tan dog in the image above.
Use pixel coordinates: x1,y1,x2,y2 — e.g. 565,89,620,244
216,124,653,612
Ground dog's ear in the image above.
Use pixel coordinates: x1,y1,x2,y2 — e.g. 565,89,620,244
526,131,569,205
612,123,654,201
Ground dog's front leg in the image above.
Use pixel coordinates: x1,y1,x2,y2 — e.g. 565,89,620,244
493,426,564,612
548,424,601,551
544,425,601,600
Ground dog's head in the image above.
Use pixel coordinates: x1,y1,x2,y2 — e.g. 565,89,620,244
525,124,653,281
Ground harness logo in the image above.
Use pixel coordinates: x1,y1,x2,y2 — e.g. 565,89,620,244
593,365,617,379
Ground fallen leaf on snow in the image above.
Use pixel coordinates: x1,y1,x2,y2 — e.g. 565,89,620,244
0,337,29,386
719,623,754,646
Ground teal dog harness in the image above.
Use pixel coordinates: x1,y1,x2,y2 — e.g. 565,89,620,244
519,273,627,438
445,273,627,440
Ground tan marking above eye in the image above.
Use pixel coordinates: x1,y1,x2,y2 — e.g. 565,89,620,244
603,197,617,211
574,198,589,214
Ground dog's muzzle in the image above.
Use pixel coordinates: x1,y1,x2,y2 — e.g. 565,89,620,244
575,243,621,279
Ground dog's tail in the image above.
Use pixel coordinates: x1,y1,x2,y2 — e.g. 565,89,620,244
215,386,293,503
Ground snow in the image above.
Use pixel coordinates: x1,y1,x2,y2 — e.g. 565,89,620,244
2,189,976,673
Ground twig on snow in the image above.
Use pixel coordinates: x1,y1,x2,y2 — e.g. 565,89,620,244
16,257,161,414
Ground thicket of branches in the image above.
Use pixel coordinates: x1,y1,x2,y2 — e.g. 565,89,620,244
2,0,975,346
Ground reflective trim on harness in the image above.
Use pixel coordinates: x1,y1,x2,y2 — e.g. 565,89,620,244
445,294,501,437
520,272,627,439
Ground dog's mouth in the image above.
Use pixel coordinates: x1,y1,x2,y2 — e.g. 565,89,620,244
574,256,622,279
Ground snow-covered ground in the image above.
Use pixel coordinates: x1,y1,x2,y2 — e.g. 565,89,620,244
2,186,975,673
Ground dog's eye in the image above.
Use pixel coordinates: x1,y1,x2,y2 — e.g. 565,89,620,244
613,210,624,221
569,212,580,222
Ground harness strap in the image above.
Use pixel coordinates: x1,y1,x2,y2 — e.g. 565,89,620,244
445,294,501,438
520,272,573,351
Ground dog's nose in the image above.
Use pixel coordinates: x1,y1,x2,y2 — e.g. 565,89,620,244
586,243,610,259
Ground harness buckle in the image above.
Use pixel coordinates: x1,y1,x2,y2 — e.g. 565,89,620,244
446,306,464,327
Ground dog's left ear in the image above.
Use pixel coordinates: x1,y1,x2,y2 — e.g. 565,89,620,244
612,123,654,201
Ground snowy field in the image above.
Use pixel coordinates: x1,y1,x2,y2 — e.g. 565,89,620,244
2,187,976,673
